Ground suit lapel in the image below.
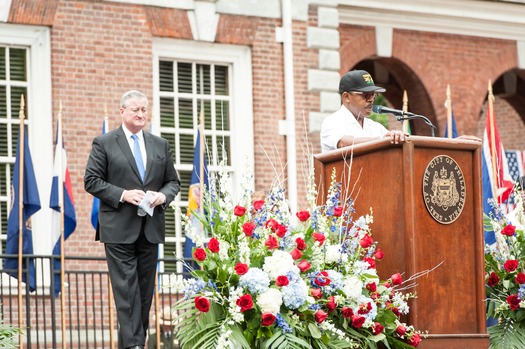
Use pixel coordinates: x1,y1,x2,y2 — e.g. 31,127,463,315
116,127,143,182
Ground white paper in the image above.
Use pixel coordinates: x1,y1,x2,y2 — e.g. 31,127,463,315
138,191,155,217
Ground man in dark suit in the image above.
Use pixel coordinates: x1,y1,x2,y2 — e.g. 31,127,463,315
84,90,180,349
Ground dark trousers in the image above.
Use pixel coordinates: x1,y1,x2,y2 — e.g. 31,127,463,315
105,224,158,349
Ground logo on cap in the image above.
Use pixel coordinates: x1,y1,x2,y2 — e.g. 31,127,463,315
363,73,374,85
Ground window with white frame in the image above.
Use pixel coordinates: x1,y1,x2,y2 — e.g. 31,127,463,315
153,39,254,274
0,25,52,258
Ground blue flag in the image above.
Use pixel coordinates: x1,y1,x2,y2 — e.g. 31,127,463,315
90,118,108,229
184,130,209,275
49,120,77,297
5,126,41,292
443,109,458,138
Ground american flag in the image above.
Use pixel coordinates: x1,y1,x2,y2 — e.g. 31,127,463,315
504,150,525,210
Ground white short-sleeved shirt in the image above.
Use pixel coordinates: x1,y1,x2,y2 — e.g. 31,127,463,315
320,105,389,153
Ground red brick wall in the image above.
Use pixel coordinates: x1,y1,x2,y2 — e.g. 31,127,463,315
51,0,154,264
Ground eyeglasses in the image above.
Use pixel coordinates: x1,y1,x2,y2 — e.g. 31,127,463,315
348,91,377,101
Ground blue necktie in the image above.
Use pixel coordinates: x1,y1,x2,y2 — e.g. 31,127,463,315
131,134,145,181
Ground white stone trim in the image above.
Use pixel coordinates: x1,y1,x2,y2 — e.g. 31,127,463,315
308,69,340,92
518,41,525,69
318,7,339,28
375,26,393,58
0,0,11,22
107,0,193,9
339,0,525,41
307,26,340,50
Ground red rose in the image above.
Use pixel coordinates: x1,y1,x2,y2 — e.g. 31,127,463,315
295,238,306,250
391,273,403,286
502,224,516,236
290,248,303,260
207,237,220,253
265,235,278,250
504,259,519,272
358,301,372,315
408,333,421,347
276,224,287,238
234,205,247,217
253,200,264,211
311,288,322,299
242,222,256,236
261,312,276,326
364,257,376,269
276,275,290,287
312,232,326,246
374,248,384,260
391,306,401,317
516,272,525,284
351,314,365,328
507,294,521,310
341,306,353,318
296,210,310,221
326,296,337,312
315,310,328,323
359,234,374,248
370,292,380,300
234,263,249,275
265,219,279,231
333,206,343,217
195,296,210,312
236,294,254,312
314,271,331,286
396,324,407,336
487,272,499,287
193,247,206,262
372,322,384,335
366,282,377,292
298,260,311,272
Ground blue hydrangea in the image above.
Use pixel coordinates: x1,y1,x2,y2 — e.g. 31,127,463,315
239,268,270,294
282,280,308,309
324,270,344,294
519,285,525,300
183,278,207,300
286,270,301,284
276,314,292,334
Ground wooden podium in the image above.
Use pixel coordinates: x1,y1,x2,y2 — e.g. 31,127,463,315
313,136,489,349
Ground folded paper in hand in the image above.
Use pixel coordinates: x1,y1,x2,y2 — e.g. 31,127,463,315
138,191,155,217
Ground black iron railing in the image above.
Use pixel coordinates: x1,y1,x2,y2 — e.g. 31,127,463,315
1,254,185,349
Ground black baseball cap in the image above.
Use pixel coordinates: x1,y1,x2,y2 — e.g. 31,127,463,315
338,70,386,94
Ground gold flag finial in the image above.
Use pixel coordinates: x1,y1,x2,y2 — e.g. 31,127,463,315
402,90,409,134
19,95,25,121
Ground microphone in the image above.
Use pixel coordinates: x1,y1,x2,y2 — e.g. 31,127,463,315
372,105,416,117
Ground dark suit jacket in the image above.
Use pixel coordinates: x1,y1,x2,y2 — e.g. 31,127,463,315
84,126,180,244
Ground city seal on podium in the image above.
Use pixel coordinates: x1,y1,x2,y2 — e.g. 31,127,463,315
422,155,466,224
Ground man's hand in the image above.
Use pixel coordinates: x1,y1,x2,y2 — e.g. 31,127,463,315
123,189,146,206
384,130,407,144
147,191,167,208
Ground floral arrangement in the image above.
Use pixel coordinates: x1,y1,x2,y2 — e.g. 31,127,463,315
485,192,525,349
172,166,423,349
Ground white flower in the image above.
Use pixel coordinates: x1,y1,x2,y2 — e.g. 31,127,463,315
342,276,363,300
325,244,348,264
263,250,298,279
257,288,283,314
218,240,230,261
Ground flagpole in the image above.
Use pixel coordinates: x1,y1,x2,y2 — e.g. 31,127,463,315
446,85,452,139
147,105,161,349
402,90,409,134
487,80,499,202
57,101,67,349
103,105,115,349
17,95,25,349
199,110,204,220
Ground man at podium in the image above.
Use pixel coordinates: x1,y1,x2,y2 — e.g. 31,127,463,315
320,69,406,153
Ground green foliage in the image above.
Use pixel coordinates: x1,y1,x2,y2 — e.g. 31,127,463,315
0,315,22,349
369,94,389,129
488,318,525,349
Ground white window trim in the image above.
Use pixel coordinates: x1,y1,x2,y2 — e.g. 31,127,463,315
152,38,254,194
153,38,254,277
0,24,53,290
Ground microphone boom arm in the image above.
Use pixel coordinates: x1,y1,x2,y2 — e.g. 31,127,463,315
394,114,436,137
